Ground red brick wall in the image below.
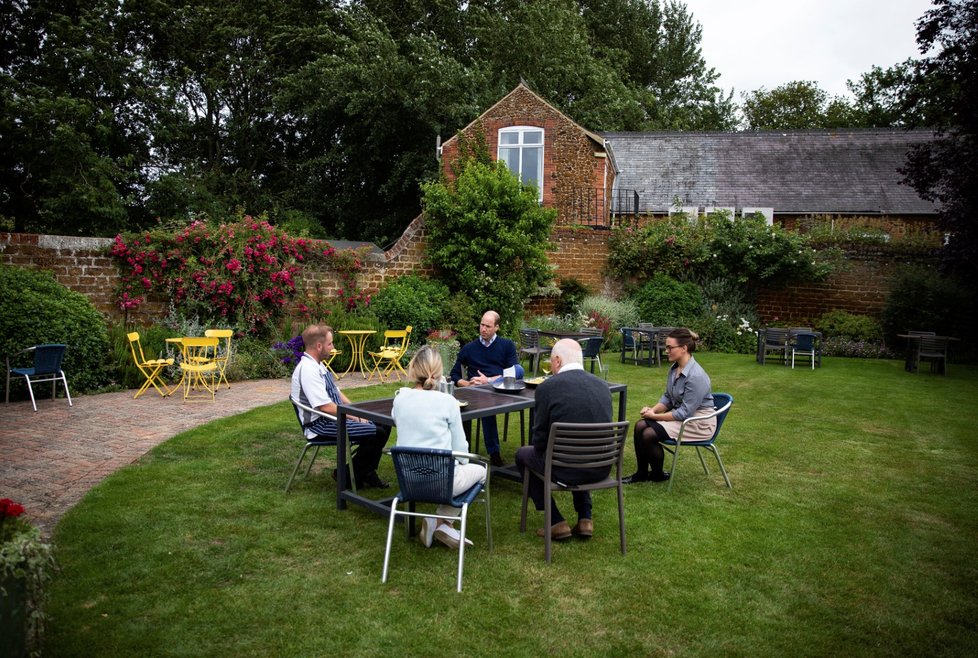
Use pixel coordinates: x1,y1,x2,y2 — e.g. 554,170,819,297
2,217,938,328
1,229,432,326
440,85,614,227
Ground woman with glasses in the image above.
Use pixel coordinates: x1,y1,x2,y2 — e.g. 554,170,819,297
623,327,715,484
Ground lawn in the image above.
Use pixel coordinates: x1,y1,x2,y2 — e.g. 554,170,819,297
45,354,978,657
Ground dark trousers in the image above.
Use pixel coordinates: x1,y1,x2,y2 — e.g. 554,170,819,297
515,445,607,524
315,424,391,480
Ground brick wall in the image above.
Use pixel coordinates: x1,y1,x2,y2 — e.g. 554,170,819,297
440,84,614,227
0,228,432,325
2,216,937,327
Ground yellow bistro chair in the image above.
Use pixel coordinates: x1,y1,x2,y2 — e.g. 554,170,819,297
178,337,220,401
367,326,412,382
322,348,342,379
127,332,174,399
205,329,234,389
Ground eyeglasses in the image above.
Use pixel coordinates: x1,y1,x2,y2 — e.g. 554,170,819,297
664,344,683,351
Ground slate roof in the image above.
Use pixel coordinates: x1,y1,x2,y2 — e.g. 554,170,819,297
601,129,938,215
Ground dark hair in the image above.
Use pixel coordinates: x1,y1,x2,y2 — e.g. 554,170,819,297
668,327,700,353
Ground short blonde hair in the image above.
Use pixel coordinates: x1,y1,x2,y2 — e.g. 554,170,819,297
407,345,443,390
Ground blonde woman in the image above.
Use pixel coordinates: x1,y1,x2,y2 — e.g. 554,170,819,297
391,345,487,549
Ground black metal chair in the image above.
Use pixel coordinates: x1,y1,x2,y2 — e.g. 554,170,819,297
519,420,630,563
287,396,357,493
761,328,789,365
5,344,72,412
382,447,491,592
518,328,551,377
578,336,605,376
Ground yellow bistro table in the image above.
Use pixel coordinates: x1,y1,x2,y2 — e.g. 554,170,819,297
337,330,376,378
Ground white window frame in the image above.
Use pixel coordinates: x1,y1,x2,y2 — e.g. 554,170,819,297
497,126,544,201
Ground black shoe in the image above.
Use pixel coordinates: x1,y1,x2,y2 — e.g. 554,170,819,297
650,471,671,482
357,471,390,489
490,453,504,468
622,472,650,485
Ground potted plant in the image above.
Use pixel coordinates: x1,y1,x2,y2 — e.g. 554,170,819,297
1,499,55,657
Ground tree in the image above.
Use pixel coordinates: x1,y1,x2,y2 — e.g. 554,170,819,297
900,0,978,282
741,80,857,130
1,0,737,242
421,158,556,334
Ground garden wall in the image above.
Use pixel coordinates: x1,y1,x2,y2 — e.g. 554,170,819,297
1,217,937,328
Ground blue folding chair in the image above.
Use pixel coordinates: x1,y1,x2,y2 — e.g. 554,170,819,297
662,393,734,492
5,344,73,412
382,447,491,592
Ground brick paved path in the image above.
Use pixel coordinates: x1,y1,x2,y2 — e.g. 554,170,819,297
0,376,372,538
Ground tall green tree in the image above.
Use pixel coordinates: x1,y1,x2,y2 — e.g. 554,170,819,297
901,0,978,282
741,80,858,130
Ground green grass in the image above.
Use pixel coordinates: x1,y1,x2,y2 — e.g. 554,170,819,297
45,356,978,656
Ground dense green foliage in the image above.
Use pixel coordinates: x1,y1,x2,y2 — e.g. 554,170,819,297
608,212,838,292
422,160,556,336
1,0,732,243
900,0,978,287
632,273,703,326
368,275,452,337
881,265,973,347
0,265,109,393
815,310,883,342
554,277,592,316
44,357,978,655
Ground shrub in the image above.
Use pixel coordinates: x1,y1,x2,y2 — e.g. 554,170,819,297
555,277,591,316
881,265,972,348
820,336,896,359
632,273,704,326
369,275,451,336
0,265,109,394
578,295,640,351
608,213,838,292
693,311,758,354
816,310,882,342
422,158,556,337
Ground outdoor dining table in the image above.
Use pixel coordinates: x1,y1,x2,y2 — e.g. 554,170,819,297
335,380,628,515
336,329,376,378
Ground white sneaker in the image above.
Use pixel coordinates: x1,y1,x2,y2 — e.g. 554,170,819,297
433,524,474,550
420,517,438,548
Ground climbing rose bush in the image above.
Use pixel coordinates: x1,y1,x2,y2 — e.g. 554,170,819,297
111,214,340,334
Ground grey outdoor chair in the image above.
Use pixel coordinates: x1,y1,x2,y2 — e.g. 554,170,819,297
518,328,551,377
915,336,949,375
519,420,630,563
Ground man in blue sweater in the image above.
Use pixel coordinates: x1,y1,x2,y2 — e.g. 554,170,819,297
450,310,520,467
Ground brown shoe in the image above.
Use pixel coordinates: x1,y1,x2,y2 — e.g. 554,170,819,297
572,518,593,538
536,521,572,540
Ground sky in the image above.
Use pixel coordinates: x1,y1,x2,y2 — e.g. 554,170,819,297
684,0,935,99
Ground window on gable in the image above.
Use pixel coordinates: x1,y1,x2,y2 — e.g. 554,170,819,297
498,127,544,201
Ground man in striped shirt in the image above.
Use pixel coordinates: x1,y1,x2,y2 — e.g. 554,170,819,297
291,324,391,488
